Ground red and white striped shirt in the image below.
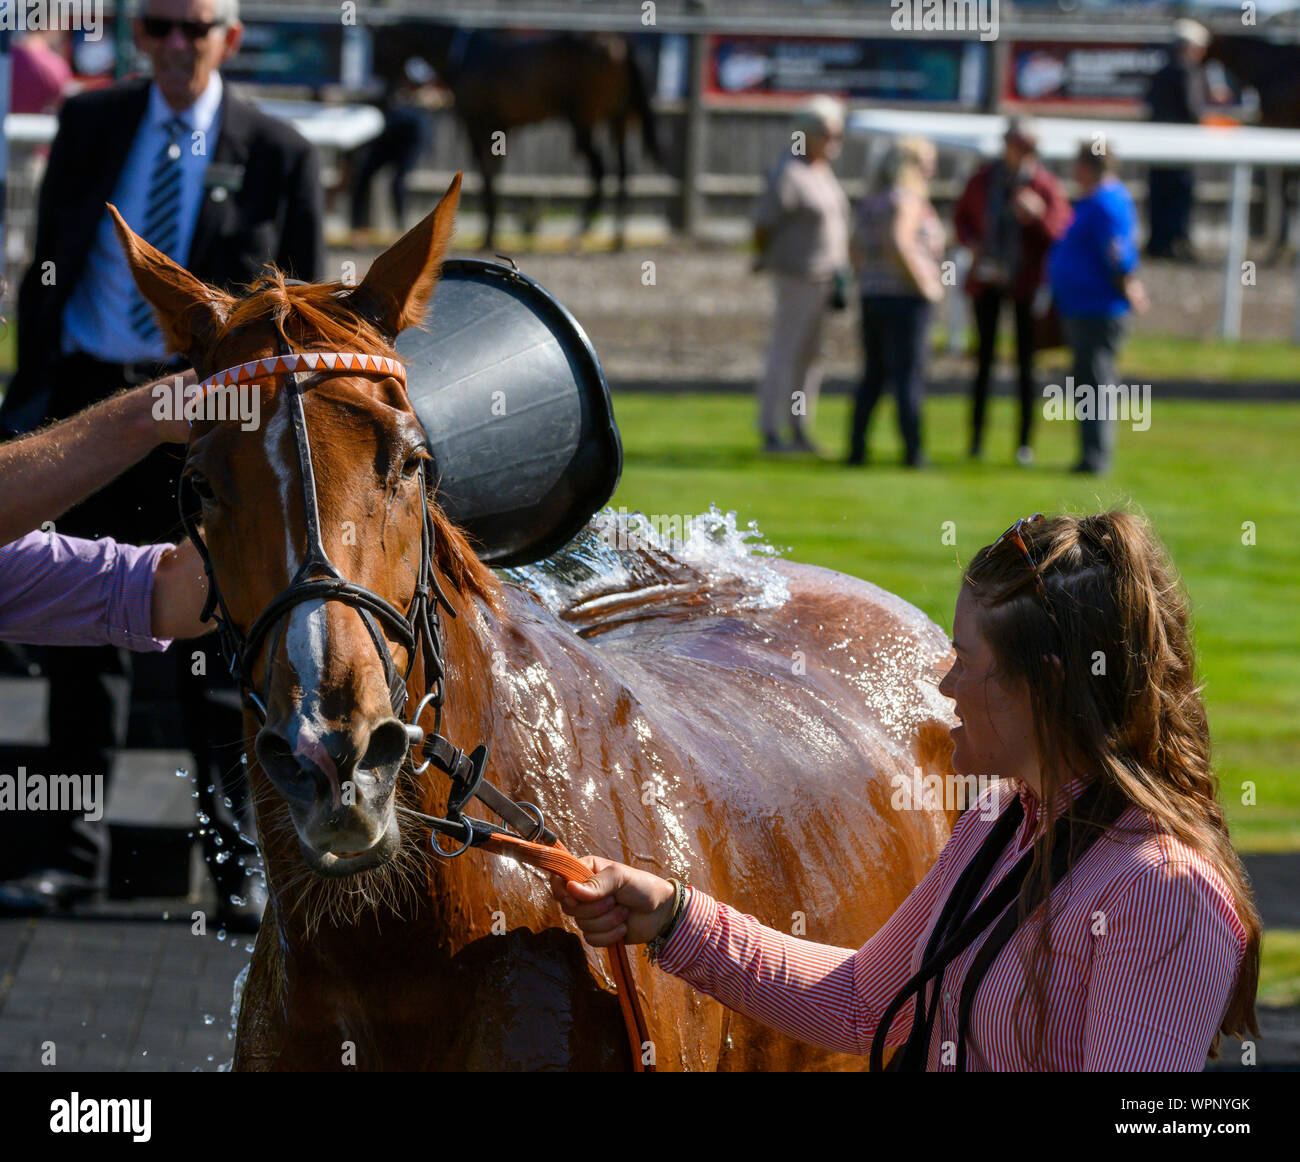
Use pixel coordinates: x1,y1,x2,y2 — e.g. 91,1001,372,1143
656,775,1247,1070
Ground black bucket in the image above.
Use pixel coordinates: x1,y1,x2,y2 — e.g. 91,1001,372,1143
397,259,623,568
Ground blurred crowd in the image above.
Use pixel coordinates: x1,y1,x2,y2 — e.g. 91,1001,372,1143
748,21,1222,476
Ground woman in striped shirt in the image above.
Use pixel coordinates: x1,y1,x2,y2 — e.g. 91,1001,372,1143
552,511,1260,1070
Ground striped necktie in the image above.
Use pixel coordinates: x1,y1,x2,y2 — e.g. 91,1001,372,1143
129,114,188,342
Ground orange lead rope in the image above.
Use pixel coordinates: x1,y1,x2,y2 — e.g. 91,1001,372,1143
479,830,654,1072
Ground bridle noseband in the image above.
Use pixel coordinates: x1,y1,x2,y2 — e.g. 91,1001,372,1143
179,339,555,849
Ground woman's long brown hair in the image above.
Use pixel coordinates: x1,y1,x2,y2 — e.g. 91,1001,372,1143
962,509,1260,1066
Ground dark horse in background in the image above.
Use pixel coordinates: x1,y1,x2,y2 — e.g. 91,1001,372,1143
371,22,664,250
1208,33,1300,259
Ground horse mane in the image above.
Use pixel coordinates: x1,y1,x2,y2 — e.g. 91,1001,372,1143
210,270,503,613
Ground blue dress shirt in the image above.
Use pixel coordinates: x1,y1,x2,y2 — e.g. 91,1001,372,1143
62,73,224,364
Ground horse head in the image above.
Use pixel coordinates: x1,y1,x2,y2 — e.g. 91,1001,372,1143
110,174,499,890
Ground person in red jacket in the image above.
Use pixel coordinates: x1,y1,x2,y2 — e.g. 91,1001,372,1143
954,118,1071,466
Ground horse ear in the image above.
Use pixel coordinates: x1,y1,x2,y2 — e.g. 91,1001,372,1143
347,172,461,337
107,203,233,358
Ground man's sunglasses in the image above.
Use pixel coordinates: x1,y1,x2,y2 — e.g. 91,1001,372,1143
992,513,1047,599
140,17,222,40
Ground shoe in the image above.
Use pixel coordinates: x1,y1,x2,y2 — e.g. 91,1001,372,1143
904,451,930,469
0,868,99,916
845,452,867,467
1070,461,1100,475
1016,445,1035,467
762,434,797,454
789,430,825,456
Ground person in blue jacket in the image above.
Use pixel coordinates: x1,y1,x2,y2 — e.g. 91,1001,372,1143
1048,144,1149,474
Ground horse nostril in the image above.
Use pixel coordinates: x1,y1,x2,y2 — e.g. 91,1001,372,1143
360,718,411,775
255,729,311,789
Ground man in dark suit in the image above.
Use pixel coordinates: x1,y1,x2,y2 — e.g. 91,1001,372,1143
1144,19,1209,261
0,0,323,926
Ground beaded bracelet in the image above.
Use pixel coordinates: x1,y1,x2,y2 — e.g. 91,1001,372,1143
646,878,688,964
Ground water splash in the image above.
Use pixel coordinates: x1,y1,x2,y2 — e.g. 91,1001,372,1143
501,505,789,618
219,961,250,1072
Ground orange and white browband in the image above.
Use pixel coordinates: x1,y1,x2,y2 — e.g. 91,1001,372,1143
198,351,406,390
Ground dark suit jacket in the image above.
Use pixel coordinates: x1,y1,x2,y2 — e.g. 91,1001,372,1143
1,76,324,435
1146,58,1207,125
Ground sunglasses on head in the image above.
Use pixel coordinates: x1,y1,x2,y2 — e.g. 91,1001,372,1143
992,513,1047,599
141,16,222,40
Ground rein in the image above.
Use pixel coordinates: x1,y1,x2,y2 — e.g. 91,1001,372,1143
181,340,652,1071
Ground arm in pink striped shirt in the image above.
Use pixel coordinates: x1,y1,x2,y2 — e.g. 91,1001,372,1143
654,835,961,1057
1084,860,1246,1071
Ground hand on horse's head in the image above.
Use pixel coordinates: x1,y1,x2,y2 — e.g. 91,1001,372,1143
550,856,678,949
144,366,199,444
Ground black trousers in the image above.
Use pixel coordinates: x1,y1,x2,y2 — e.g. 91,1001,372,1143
349,106,433,230
850,294,931,465
7,353,255,895
1147,167,1194,256
970,288,1037,454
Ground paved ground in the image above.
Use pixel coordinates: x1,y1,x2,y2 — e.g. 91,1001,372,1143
0,909,250,1072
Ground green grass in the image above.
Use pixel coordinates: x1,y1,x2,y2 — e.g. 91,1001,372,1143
934,328,1300,384
608,392,1300,855
1260,930,1300,1008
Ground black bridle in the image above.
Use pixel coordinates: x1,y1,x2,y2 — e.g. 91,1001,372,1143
179,335,555,853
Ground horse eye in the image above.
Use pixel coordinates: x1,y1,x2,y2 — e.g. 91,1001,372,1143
189,473,216,503
400,448,428,479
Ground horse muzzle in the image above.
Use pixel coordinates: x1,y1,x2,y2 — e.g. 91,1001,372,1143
255,716,409,876
300,813,401,879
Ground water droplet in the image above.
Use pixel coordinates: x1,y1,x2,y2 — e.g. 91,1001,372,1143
204,1014,216,1026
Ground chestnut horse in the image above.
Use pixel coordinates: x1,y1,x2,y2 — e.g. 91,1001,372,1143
112,175,957,1071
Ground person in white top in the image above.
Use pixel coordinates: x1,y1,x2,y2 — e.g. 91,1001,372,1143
752,95,851,456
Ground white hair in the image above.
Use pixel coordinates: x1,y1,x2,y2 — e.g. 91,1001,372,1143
135,0,240,23
794,95,846,137
1173,19,1209,48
